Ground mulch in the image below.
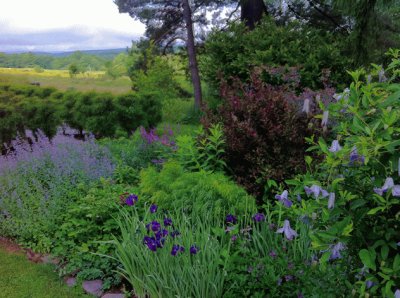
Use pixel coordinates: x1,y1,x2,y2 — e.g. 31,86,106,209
0,237,23,254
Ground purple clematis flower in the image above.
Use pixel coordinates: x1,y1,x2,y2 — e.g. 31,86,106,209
329,140,342,153
366,280,375,289
328,192,335,209
189,245,199,255
350,146,365,164
304,185,329,199
374,177,395,195
392,185,400,197
329,242,346,260
277,220,298,240
253,213,265,222
275,190,293,208
150,204,158,213
125,194,138,206
395,289,400,298
226,214,237,224
321,111,329,127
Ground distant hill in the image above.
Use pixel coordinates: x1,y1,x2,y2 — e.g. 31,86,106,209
0,49,128,70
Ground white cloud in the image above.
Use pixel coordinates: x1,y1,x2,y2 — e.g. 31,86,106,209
0,0,145,51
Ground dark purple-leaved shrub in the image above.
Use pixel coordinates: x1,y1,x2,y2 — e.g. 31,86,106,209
203,68,335,199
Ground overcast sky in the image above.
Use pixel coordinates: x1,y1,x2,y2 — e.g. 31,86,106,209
0,0,146,52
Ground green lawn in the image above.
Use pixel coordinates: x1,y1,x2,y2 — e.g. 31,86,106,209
0,248,89,298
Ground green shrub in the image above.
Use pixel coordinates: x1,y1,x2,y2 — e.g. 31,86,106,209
202,17,351,92
269,52,400,297
53,179,137,289
139,161,256,218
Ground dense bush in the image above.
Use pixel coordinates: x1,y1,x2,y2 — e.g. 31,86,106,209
0,83,163,146
139,161,256,218
53,180,138,289
203,69,332,198
202,17,351,92
0,131,115,252
269,54,400,297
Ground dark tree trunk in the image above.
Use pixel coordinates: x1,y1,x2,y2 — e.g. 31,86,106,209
240,0,268,29
182,0,202,110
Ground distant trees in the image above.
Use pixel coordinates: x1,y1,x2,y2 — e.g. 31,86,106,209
68,63,79,77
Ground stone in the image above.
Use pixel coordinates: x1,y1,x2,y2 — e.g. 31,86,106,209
82,280,103,297
101,294,125,298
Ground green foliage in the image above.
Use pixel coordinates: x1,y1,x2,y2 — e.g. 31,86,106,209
271,52,400,297
139,161,256,218
176,124,226,172
223,216,350,297
53,180,137,289
112,207,228,298
68,63,80,77
202,17,351,92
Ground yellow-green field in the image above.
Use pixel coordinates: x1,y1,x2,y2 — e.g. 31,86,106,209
0,67,132,94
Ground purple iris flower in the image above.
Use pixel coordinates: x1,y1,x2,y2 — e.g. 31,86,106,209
150,221,161,232
253,213,265,222
304,185,328,199
374,177,395,196
143,236,157,252
226,214,237,224
392,185,400,197
189,245,199,255
150,204,158,213
329,242,345,260
329,140,342,153
321,111,329,127
171,244,184,256
275,190,293,208
328,192,335,209
349,146,365,164
164,217,173,226
155,229,168,240
170,230,180,238
285,275,294,282
125,194,138,206
276,220,298,240
269,250,277,259
231,235,238,242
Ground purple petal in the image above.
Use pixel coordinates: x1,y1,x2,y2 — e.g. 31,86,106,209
328,192,335,209
392,185,400,197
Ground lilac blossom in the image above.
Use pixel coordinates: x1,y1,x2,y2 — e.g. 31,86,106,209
277,220,298,240
329,140,342,153
328,192,335,209
329,242,346,260
275,190,292,208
